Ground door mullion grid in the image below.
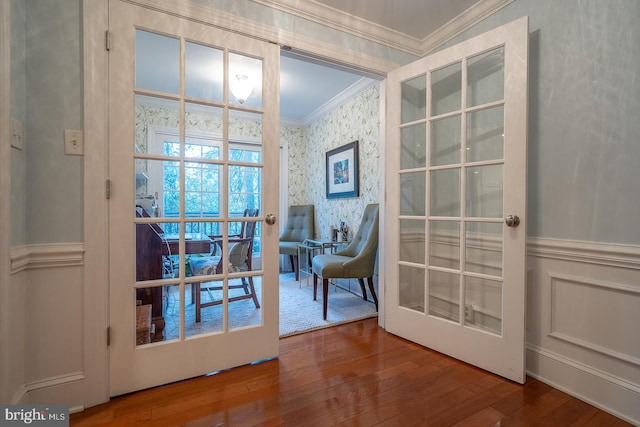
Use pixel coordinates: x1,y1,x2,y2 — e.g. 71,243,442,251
221,48,231,332
179,35,187,340
459,56,469,326
424,71,432,317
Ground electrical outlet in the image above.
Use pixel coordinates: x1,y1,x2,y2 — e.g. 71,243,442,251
464,304,474,323
11,118,24,150
64,129,84,155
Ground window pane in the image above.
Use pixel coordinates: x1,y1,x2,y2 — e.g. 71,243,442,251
400,171,426,216
399,265,425,313
228,166,261,216
429,270,460,322
135,221,179,282
465,276,502,334
229,110,263,161
429,220,460,270
135,95,180,157
184,162,221,218
135,159,179,218
466,165,503,218
430,169,460,217
185,42,223,102
466,222,502,276
185,280,224,338
229,53,262,108
135,30,179,94
401,123,426,170
401,75,426,124
400,219,425,264
467,106,504,162
136,284,180,345
467,47,504,107
185,103,223,160
431,115,461,166
431,62,461,116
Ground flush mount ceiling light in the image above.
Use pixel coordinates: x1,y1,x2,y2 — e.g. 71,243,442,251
230,74,253,104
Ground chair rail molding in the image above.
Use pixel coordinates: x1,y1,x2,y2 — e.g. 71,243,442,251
527,237,640,270
10,243,84,274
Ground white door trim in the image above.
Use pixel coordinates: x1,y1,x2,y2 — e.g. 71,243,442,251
82,0,110,408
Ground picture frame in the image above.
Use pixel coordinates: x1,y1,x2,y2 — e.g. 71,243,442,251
326,140,359,199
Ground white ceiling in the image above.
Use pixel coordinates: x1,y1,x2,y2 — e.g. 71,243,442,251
279,52,376,125
312,0,482,40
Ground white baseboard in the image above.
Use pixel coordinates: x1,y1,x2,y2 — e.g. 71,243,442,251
527,345,639,425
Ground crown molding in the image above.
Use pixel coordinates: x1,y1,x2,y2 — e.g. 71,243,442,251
251,0,423,56
127,0,398,75
420,0,514,55
251,0,513,57
301,77,378,126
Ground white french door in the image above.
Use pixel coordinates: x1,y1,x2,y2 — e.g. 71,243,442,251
108,0,280,396
385,17,529,383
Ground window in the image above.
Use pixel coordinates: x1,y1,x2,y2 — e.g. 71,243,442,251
149,127,263,255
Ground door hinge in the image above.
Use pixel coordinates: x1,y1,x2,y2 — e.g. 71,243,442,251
106,179,111,199
105,30,111,51
107,327,111,346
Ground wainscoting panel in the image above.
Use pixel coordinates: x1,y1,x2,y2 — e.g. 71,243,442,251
527,238,640,425
549,273,640,366
9,239,640,423
10,244,85,410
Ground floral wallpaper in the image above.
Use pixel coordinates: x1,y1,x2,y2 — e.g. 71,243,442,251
134,82,381,241
280,126,308,206
305,84,381,241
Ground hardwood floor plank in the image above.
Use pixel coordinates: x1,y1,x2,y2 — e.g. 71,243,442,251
70,319,633,426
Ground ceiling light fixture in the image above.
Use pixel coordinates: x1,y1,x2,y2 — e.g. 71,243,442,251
230,74,253,104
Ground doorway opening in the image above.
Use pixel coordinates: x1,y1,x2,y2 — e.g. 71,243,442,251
277,51,382,337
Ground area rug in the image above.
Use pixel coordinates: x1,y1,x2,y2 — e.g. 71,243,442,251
161,273,378,340
279,272,378,337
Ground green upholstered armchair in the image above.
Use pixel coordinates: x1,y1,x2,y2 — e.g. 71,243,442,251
312,203,379,320
279,205,315,280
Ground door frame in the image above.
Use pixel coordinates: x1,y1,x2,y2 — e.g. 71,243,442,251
82,0,110,407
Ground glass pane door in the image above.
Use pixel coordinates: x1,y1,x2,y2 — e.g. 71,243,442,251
386,17,528,383
109,0,279,396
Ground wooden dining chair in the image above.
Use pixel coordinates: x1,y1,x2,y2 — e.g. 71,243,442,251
189,208,260,322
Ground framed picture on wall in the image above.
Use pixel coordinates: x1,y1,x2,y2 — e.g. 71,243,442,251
326,140,359,199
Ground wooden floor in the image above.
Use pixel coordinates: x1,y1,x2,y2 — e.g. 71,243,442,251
71,318,631,426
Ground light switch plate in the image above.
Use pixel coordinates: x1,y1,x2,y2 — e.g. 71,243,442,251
64,129,84,155
11,118,24,150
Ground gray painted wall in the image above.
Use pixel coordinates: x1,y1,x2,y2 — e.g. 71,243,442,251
15,0,83,245
14,0,640,247
440,0,640,245
10,0,26,246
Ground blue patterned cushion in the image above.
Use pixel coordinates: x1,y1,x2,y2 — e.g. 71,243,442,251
190,256,221,276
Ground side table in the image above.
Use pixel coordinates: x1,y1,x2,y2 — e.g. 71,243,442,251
297,239,323,287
